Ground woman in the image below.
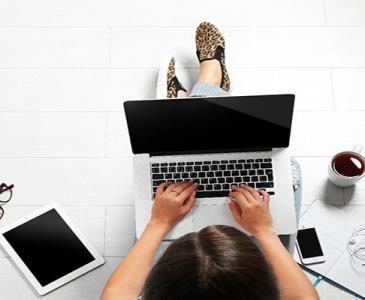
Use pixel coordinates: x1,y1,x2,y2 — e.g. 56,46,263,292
101,22,318,300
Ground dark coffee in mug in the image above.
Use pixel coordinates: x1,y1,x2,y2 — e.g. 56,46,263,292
332,152,365,177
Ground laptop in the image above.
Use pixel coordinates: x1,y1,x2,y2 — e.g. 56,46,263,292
124,95,296,239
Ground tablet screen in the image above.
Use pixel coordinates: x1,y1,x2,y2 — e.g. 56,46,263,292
3,209,95,286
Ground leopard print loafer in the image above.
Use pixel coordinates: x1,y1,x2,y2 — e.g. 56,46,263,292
156,57,187,99
166,57,187,98
195,22,231,92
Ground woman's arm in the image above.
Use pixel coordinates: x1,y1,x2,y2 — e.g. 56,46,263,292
100,181,197,300
228,184,319,300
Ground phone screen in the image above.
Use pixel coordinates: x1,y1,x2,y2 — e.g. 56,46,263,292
297,228,324,258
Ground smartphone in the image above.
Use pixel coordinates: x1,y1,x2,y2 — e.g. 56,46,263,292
296,226,325,265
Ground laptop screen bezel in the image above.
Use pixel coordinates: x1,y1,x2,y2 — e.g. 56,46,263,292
123,94,295,156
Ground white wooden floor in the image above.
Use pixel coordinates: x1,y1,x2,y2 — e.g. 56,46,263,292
0,0,365,299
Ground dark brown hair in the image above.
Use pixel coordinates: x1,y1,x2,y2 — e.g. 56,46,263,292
142,225,280,300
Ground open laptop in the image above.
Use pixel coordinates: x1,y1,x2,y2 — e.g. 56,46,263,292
124,95,296,239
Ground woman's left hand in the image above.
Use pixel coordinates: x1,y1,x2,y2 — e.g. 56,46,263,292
150,180,197,230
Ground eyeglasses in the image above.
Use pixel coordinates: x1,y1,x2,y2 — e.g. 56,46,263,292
0,183,14,220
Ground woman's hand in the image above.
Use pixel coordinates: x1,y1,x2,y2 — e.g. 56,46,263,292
227,184,274,236
150,180,197,230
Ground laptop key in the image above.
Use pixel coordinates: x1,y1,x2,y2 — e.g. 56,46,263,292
194,166,201,171
255,159,263,162
196,190,229,198
214,184,222,190
202,165,210,171
198,185,205,191
226,177,234,183
215,171,223,177
222,184,230,190
240,170,248,176
206,184,213,190
268,191,275,195
177,167,184,172
248,182,255,188
264,158,272,162
161,167,168,173
204,161,211,164
169,167,176,172
165,173,172,179
252,163,260,169
186,166,193,172
251,176,259,182
238,159,246,163
244,163,251,169
169,162,177,166
190,172,198,178
182,173,189,179
232,171,239,176
152,168,159,173
218,177,225,183
152,174,163,180
195,161,203,165
219,165,227,170
209,178,217,184
174,173,181,179
268,174,273,181
242,176,250,182
235,164,243,169
234,177,242,183
256,182,274,188
248,170,256,176
161,163,168,166
221,160,228,164
224,171,231,176
151,163,159,167
201,178,208,184
257,169,265,175
207,172,214,177
198,172,205,177
261,163,272,168
212,160,219,164
259,176,267,182
227,164,235,170
229,160,237,163
186,162,194,165
178,162,185,166
211,165,218,171
247,159,254,163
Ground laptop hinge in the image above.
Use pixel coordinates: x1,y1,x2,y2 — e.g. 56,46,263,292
149,147,273,157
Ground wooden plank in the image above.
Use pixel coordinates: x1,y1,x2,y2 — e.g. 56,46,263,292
0,0,325,26
0,113,106,157
0,28,109,68
111,27,365,68
0,158,133,205
0,256,121,300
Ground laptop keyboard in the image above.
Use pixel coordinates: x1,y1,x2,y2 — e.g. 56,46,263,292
151,158,275,199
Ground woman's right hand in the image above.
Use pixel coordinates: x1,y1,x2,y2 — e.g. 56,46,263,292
227,184,274,236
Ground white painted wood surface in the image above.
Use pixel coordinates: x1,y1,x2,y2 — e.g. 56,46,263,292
0,0,364,299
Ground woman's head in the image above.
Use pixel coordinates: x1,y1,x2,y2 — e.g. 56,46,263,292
142,225,279,300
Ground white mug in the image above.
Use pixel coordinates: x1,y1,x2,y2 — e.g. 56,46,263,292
328,146,365,187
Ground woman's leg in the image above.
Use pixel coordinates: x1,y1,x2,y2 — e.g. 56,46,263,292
189,60,230,98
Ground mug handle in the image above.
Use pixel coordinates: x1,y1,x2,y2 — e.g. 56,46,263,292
353,145,363,154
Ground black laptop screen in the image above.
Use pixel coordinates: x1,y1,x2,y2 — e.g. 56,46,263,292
123,95,295,155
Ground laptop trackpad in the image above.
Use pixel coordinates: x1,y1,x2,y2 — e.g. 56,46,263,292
192,204,243,232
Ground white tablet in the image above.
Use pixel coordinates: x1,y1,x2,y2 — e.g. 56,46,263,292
0,203,105,295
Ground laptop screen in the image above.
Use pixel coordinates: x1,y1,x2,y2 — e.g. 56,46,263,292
124,95,295,155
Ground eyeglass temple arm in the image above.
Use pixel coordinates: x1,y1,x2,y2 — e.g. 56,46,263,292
0,184,14,193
